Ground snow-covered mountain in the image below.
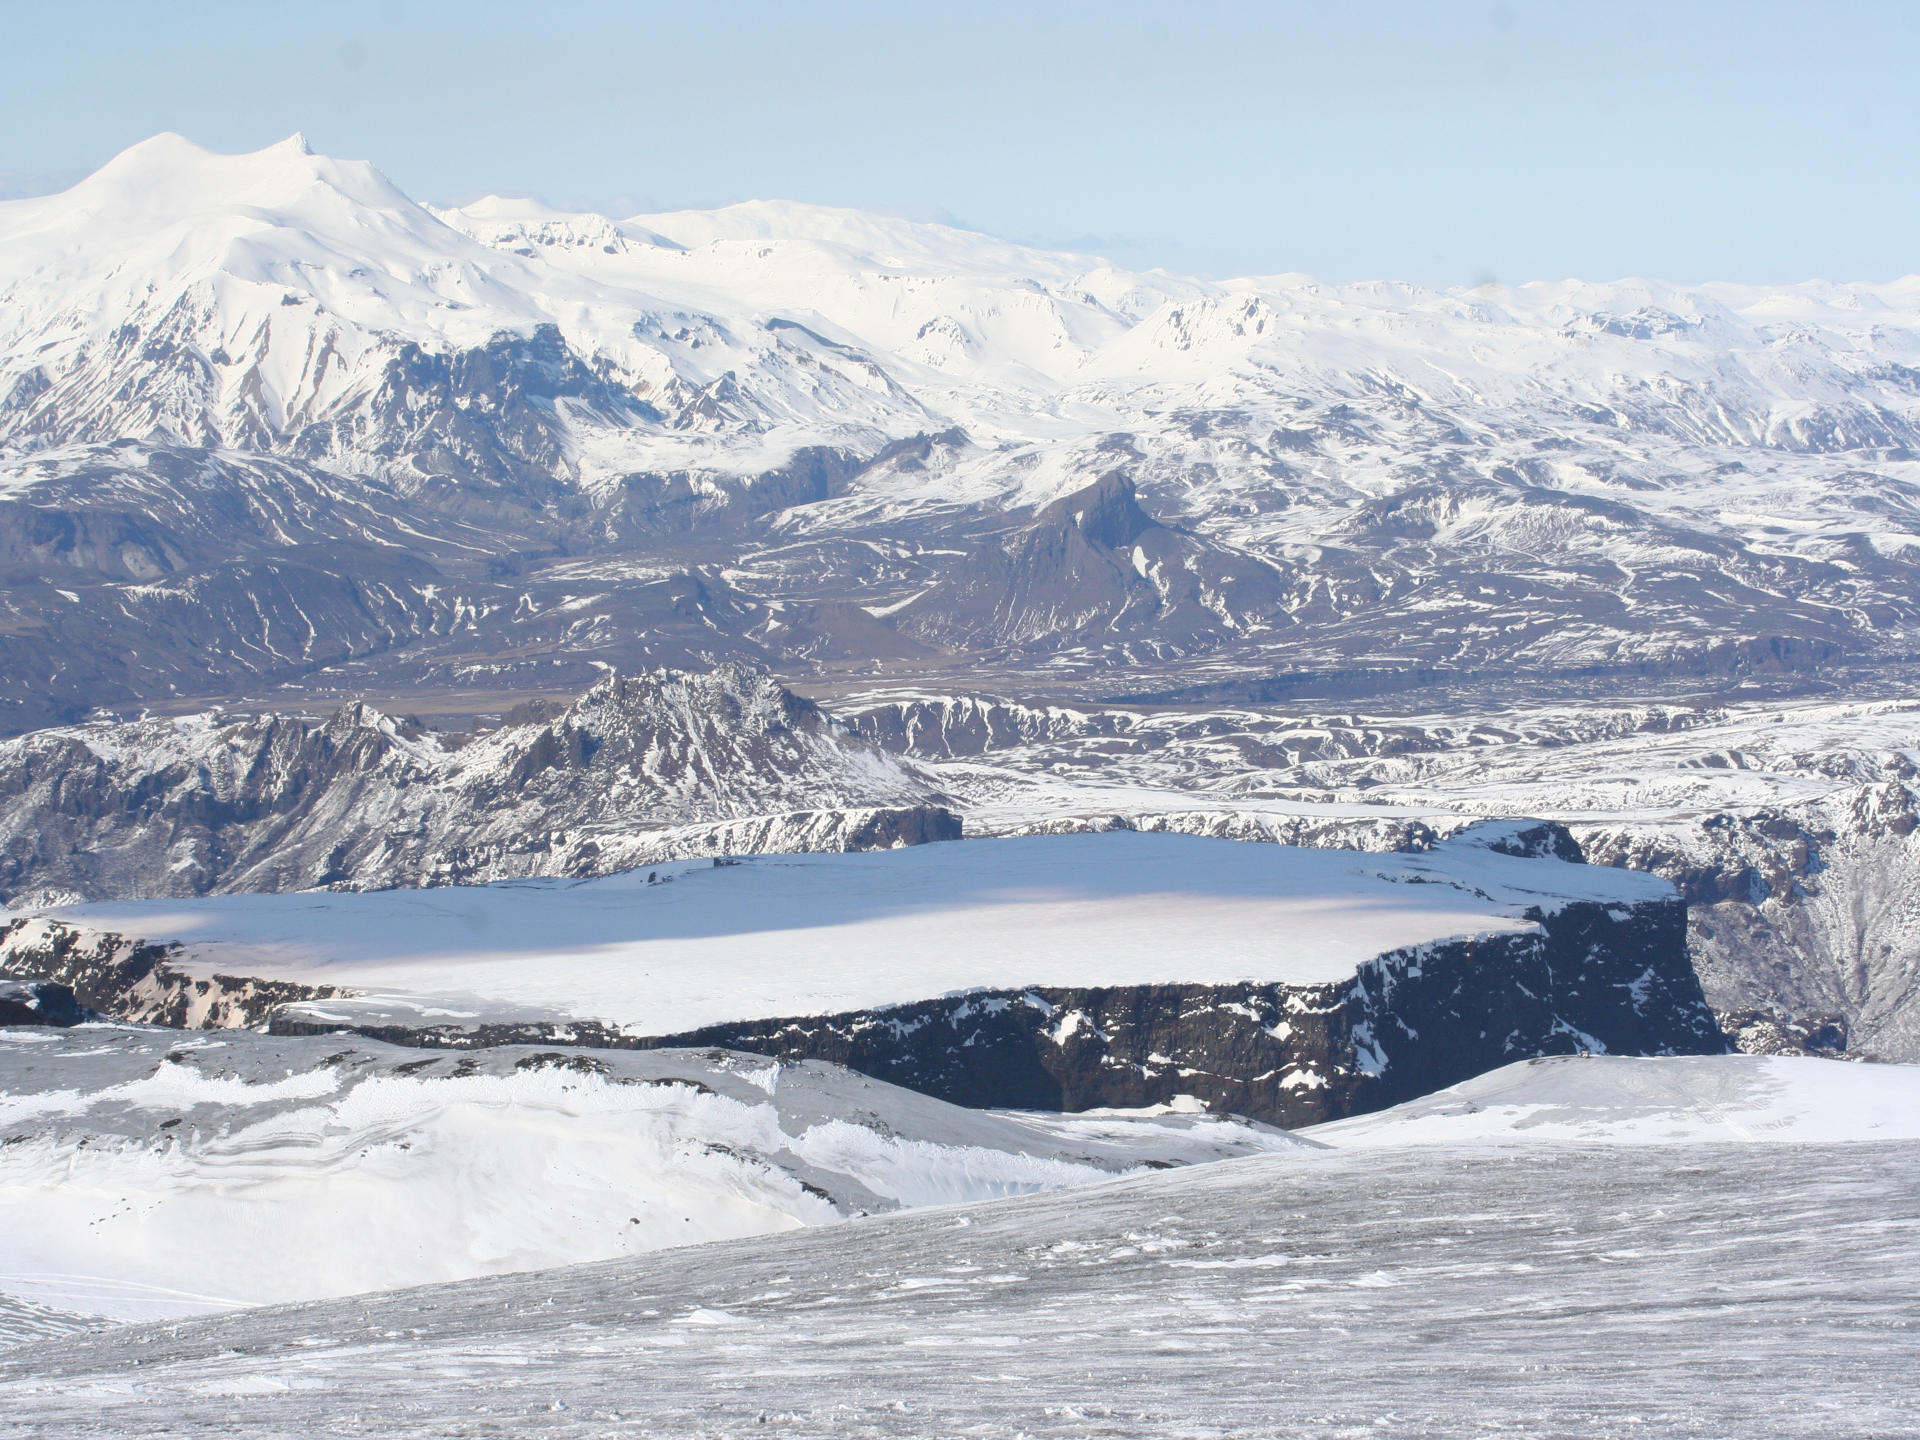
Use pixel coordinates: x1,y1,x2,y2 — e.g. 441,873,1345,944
6,134,1920,732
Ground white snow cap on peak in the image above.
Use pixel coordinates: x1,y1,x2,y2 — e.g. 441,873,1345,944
0,130,519,354
0,131,450,260
79,130,319,189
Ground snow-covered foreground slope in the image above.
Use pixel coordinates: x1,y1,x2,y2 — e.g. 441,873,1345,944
0,1025,1297,1328
1305,1053,1920,1145
3,1135,1913,1437
16,830,1664,1035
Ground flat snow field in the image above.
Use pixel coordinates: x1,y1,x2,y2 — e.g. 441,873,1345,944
26,830,1668,1033
2,1139,1914,1438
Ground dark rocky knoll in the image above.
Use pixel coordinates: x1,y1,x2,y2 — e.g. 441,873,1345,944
896,472,1293,659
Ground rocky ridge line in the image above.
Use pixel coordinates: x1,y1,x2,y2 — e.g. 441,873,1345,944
0,663,956,903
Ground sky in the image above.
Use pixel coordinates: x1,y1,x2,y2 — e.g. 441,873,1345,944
2,0,1915,287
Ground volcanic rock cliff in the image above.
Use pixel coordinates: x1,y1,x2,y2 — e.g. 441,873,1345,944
1,824,1724,1128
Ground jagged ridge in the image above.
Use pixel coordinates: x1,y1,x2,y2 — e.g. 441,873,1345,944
0,664,954,902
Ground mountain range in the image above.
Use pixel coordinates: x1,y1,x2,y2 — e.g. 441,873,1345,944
4,133,1920,733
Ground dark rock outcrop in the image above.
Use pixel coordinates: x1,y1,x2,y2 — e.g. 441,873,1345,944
897,473,1291,657
247,882,1721,1128
0,979,88,1027
0,917,342,1029
635,892,1722,1126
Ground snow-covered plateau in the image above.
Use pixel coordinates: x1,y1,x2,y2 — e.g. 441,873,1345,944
6,829,1663,1032
1,824,1724,1125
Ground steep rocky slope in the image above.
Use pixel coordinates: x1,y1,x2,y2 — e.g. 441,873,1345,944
654,888,1716,1126
0,664,951,903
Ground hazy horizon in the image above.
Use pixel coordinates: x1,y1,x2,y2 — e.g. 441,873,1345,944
4,1,1918,289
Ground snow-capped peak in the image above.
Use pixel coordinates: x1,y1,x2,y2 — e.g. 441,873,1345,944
0,130,515,360
0,131,424,254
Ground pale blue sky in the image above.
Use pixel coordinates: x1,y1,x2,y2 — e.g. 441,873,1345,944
4,0,1915,286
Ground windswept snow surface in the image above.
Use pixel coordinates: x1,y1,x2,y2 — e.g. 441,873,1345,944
1304,1053,1920,1145
0,1026,1299,1327
3,1138,1914,1437
21,830,1669,1034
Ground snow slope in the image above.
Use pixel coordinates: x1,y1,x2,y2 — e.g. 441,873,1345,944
4,1138,1914,1437
17,829,1669,1035
1304,1053,1920,1145
0,1025,1298,1324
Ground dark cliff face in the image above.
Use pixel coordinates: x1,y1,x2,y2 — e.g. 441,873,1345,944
637,893,1723,1126
0,978,88,1027
226,890,1721,1128
1568,782,1920,1061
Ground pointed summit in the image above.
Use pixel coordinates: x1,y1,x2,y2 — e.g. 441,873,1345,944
24,131,419,229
